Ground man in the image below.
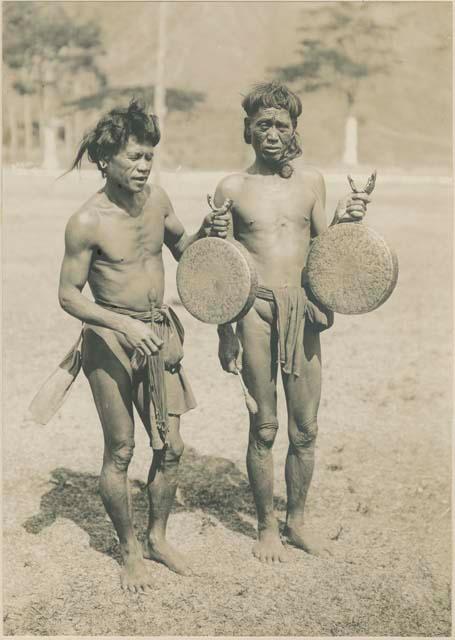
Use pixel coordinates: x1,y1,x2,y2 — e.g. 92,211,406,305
214,82,370,563
46,101,229,591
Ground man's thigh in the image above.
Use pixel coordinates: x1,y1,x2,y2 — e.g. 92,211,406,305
237,303,278,422
82,325,135,447
282,325,322,426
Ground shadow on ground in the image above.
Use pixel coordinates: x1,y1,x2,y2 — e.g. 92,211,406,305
23,447,286,562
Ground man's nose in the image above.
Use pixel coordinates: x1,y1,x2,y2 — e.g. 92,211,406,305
266,127,279,142
138,157,151,172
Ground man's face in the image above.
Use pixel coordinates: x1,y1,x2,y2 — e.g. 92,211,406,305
105,136,154,193
248,107,294,163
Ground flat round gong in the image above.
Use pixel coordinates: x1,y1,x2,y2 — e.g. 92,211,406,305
306,223,398,315
177,237,258,324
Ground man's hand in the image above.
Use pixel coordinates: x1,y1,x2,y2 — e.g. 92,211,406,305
203,198,232,239
218,324,241,373
121,317,163,356
332,191,371,225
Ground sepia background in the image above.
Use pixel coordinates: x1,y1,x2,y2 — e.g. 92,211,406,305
2,1,452,636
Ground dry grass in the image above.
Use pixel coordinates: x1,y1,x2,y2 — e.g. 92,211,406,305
2,169,452,636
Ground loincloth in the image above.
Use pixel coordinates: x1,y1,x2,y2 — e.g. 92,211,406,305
255,284,333,377
28,303,196,450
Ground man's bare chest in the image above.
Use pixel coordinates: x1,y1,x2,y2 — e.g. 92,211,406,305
94,208,165,265
232,180,313,231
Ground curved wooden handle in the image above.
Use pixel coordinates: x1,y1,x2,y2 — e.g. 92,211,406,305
347,170,377,195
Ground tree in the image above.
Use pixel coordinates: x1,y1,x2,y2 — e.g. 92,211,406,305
3,1,106,166
273,3,398,166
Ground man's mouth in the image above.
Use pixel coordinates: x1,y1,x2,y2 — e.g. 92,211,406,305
263,147,282,155
132,176,148,184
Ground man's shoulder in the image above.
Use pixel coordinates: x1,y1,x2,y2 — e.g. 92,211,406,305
215,172,247,198
66,193,102,240
146,183,173,210
293,161,325,187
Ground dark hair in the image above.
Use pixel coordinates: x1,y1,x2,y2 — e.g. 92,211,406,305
242,81,302,142
69,99,160,176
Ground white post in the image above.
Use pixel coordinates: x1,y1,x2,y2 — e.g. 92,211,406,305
153,1,168,183
342,114,358,167
42,119,60,170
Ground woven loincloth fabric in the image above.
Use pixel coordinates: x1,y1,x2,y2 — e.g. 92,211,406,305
29,304,196,450
255,284,334,377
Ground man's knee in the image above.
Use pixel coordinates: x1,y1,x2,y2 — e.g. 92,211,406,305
109,438,135,471
163,433,184,464
250,420,279,451
289,417,318,449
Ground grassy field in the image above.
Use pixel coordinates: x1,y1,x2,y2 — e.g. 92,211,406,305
2,169,452,636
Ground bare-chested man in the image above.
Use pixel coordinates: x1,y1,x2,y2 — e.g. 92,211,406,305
55,101,229,590
215,82,370,563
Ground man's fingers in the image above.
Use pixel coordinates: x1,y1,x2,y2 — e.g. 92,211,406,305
139,343,153,357
144,338,161,354
146,331,163,349
351,193,371,203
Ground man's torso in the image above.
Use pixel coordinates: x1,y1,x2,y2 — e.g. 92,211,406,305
218,166,322,323
83,184,168,311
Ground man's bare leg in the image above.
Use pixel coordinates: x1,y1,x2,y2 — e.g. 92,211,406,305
83,327,152,591
282,327,330,556
143,417,192,575
239,305,288,563
133,375,192,576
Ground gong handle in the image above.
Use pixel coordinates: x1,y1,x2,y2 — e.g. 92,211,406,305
207,194,233,213
207,194,233,238
347,169,377,195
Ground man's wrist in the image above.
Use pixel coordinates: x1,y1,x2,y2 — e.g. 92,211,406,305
217,323,232,336
198,221,209,240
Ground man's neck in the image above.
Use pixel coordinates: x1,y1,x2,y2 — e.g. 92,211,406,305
249,157,282,177
104,179,145,216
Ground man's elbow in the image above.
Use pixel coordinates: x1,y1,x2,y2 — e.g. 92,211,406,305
58,287,74,313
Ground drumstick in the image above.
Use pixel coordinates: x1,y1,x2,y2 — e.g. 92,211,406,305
234,367,258,414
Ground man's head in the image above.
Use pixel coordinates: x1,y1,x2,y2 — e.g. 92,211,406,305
242,82,302,176
70,100,160,192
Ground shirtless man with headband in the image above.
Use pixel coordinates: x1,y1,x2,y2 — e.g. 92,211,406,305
37,101,229,590
214,82,370,563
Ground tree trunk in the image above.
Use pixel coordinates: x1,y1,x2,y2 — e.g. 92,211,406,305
64,116,74,167
153,0,168,183
7,96,19,165
23,93,33,162
41,62,60,170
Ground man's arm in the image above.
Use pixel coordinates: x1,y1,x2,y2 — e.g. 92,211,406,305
163,187,230,261
309,171,328,238
214,177,241,373
309,169,370,231
58,211,163,356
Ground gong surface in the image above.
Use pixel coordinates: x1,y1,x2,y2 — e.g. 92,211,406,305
177,237,258,324
306,223,398,315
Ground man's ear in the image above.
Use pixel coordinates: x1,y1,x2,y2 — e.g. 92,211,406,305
243,118,252,145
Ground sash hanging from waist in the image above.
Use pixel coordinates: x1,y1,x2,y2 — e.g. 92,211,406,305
28,302,184,451
255,285,307,377
98,302,185,449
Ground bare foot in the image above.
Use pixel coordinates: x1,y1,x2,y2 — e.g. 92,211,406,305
144,538,193,576
252,526,289,564
284,524,332,557
120,547,153,593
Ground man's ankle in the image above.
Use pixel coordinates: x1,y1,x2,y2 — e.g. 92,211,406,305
285,514,305,531
258,516,279,533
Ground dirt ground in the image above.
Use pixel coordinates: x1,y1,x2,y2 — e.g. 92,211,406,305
2,169,452,636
